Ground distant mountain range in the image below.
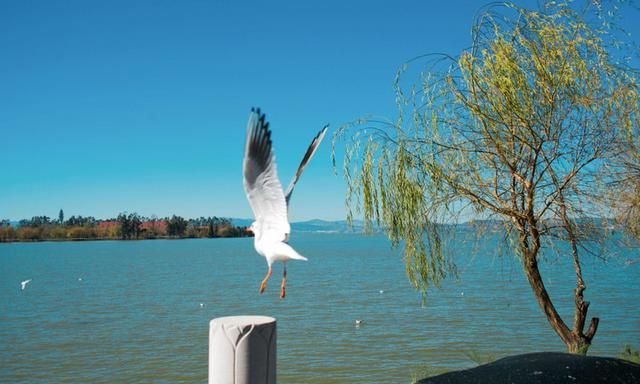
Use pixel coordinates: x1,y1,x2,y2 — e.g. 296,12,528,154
230,218,370,233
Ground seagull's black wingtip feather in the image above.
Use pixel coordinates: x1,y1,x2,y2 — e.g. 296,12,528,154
246,107,273,167
250,106,265,119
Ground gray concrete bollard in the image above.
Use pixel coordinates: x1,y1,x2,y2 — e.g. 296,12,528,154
209,316,276,384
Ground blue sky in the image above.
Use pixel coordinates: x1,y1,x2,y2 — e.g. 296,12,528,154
1,1,637,222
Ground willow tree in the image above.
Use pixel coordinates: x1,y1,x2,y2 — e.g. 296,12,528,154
613,101,640,241
334,2,639,354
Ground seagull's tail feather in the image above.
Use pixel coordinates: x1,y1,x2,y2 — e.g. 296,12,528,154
289,253,308,261
285,244,308,261
271,242,309,262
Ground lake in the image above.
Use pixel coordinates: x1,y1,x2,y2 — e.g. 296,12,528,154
1,232,639,383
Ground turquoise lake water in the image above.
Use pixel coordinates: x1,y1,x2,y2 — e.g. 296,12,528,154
1,232,639,383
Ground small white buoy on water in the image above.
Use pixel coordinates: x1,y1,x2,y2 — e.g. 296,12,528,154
379,290,384,294
78,277,83,282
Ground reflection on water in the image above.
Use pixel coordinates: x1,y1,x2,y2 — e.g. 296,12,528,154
1,233,638,383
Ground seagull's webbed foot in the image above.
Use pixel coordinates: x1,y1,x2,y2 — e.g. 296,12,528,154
259,265,272,294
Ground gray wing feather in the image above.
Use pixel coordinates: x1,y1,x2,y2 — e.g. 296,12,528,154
284,124,329,205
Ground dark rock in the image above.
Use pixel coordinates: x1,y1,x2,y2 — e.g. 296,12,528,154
418,352,640,384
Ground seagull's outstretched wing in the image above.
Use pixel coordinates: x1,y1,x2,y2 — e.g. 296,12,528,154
284,124,328,205
242,108,290,241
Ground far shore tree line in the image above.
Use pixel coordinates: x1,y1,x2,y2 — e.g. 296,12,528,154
0,210,250,242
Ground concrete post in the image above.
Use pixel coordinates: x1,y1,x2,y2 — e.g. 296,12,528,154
209,316,276,384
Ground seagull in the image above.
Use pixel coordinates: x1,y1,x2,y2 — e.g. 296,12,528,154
355,320,364,326
243,108,328,299
20,279,32,290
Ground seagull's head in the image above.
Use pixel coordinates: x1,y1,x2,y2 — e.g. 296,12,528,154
246,222,258,235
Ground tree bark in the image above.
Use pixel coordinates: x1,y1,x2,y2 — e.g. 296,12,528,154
521,225,599,354
522,243,572,346
556,188,600,354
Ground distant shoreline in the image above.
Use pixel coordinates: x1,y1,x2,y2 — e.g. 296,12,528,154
0,235,251,244
0,214,251,243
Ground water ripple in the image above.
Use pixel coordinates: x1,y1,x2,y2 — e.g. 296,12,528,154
1,234,639,383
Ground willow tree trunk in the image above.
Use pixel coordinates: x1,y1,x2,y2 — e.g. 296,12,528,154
521,233,599,354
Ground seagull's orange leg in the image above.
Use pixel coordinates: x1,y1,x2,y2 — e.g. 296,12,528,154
259,265,272,294
280,265,287,299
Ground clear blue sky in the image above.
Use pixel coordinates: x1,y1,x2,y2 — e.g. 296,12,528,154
1,1,637,222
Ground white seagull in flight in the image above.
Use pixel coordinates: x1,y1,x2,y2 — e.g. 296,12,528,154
243,108,328,299
20,279,32,290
